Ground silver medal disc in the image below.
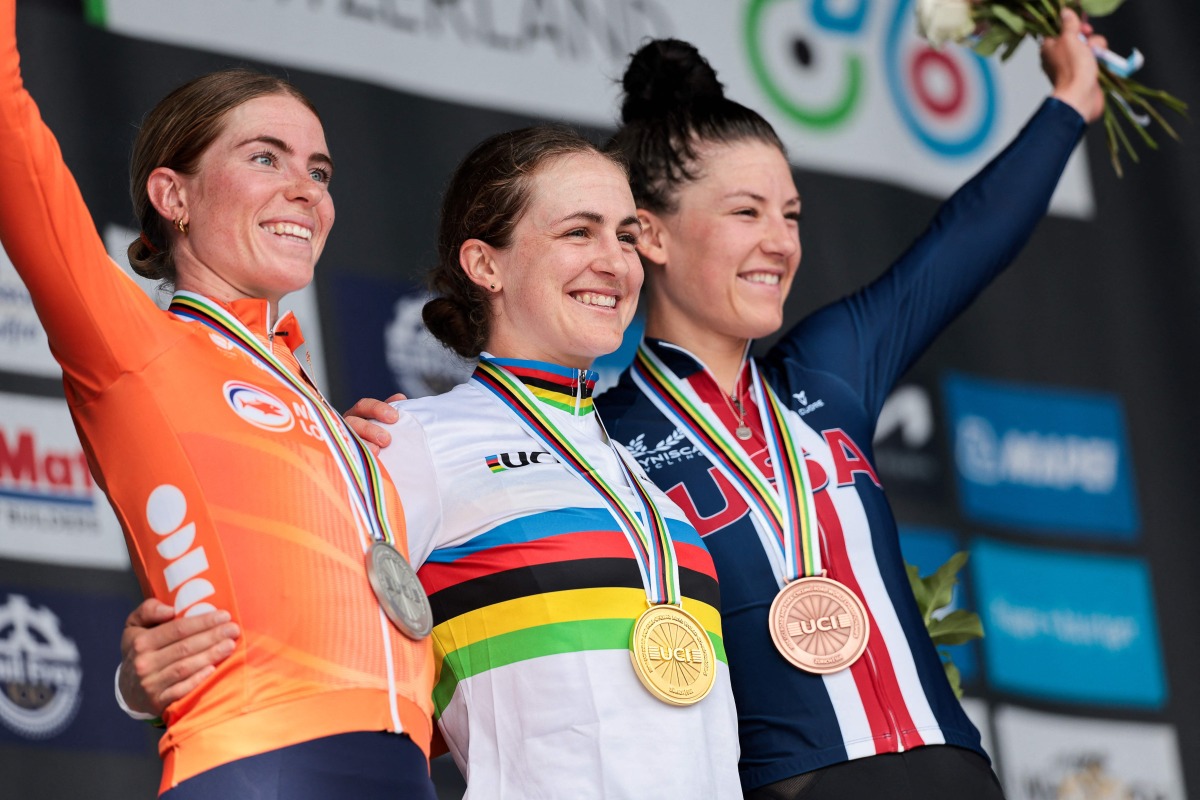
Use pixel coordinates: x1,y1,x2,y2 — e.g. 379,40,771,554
365,541,433,640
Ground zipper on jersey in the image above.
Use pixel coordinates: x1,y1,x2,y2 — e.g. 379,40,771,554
576,369,587,415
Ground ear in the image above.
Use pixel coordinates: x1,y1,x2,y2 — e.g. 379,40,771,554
459,238,502,292
636,209,670,268
146,167,189,226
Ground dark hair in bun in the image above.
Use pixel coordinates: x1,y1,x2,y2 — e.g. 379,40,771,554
607,38,785,214
423,124,624,359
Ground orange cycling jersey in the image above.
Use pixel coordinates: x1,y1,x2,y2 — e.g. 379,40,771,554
0,4,433,793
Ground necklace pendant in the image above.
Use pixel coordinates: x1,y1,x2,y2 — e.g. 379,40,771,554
736,424,753,441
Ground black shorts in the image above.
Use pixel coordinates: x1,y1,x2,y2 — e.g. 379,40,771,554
745,745,1006,800
161,731,437,800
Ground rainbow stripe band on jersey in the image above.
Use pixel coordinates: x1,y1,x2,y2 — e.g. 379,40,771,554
632,343,821,583
170,292,397,547
472,357,680,606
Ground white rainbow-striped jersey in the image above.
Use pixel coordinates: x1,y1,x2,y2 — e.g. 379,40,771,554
376,358,741,799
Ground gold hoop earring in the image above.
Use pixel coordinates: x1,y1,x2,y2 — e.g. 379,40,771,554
174,218,189,236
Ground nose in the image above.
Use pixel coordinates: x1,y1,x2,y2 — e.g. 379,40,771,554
763,214,800,261
592,234,636,278
286,169,325,205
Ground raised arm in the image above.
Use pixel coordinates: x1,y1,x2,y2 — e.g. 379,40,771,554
771,10,1100,413
0,0,166,396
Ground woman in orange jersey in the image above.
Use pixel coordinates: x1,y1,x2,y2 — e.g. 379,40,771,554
0,2,435,797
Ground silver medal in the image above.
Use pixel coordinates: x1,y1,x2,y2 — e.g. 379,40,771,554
365,541,433,640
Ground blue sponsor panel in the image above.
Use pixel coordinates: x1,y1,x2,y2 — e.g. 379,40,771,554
897,526,977,684
0,586,154,752
971,539,1165,708
943,373,1138,538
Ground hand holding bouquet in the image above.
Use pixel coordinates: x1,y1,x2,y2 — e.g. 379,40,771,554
916,0,1187,176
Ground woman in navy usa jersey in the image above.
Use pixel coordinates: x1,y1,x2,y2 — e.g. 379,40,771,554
594,16,1103,800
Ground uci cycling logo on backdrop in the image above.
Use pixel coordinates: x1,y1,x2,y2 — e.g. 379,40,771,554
223,381,294,433
744,0,997,158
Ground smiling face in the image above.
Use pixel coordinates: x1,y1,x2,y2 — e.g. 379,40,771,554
166,93,334,310
480,152,643,369
643,138,801,353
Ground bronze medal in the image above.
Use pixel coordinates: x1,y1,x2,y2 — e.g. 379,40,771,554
365,541,433,640
629,604,716,706
769,576,869,674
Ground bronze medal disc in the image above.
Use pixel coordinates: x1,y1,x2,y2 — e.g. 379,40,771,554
365,541,433,640
768,576,869,674
629,604,716,706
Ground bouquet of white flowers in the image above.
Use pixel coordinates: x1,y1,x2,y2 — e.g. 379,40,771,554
915,0,1186,176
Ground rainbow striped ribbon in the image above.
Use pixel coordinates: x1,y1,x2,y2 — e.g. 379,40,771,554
169,292,396,546
472,357,681,606
632,342,820,582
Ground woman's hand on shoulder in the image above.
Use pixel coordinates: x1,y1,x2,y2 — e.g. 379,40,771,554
344,394,406,455
1042,8,1106,124
118,598,240,717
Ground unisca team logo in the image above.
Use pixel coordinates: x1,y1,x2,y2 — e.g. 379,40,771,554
224,381,294,432
0,594,83,738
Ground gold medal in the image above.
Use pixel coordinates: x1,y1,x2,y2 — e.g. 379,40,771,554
769,576,869,674
629,604,716,706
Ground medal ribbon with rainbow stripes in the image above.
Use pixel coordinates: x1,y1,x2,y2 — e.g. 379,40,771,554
473,356,717,703
169,293,432,639
633,343,870,673
632,343,820,584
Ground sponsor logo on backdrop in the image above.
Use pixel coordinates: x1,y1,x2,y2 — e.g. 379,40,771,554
0,393,128,569
873,383,944,491
972,539,1165,708
995,705,1185,800
0,594,83,739
96,0,1090,215
0,244,58,378
943,374,1138,538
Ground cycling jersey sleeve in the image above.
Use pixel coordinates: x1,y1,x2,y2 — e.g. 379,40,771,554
769,97,1085,419
375,406,444,570
0,0,171,401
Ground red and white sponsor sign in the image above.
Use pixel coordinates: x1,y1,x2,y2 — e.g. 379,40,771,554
0,392,128,569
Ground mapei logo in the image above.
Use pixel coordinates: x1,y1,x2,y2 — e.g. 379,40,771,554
0,594,83,739
943,374,1138,538
485,451,555,473
743,0,997,157
223,381,294,432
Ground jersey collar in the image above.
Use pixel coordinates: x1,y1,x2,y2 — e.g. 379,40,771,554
482,356,598,417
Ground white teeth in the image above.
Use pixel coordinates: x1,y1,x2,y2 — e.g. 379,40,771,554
572,292,617,308
262,222,312,240
743,272,780,285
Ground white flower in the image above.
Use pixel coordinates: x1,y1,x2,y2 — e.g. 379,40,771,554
915,0,975,47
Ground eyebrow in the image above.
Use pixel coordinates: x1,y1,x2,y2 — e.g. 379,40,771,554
555,211,642,231
723,190,801,206
237,135,335,171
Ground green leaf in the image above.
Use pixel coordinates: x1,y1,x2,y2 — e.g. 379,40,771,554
1079,0,1125,17
991,5,1026,34
928,609,986,646
971,25,1017,58
905,562,933,621
999,34,1026,62
925,551,968,614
